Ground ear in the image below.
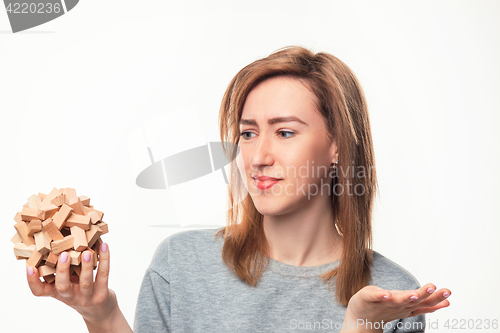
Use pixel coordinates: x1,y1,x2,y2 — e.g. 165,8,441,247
329,139,339,164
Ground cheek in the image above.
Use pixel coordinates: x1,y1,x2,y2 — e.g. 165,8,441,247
235,150,246,175
286,155,328,183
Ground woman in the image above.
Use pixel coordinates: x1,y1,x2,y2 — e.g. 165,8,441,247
26,46,451,332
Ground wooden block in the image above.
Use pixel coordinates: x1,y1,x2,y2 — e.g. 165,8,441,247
11,232,22,244
86,224,103,248
42,252,49,261
70,265,81,277
61,227,71,236
14,243,36,258
91,238,102,264
52,204,73,230
78,195,91,206
85,207,104,221
27,194,42,209
96,222,108,234
45,252,58,268
38,265,56,277
69,250,81,265
51,235,74,255
26,250,43,268
69,197,86,215
14,212,22,223
41,204,59,219
86,211,101,224
71,226,88,251
27,220,42,236
40,188,61,207
14,222,36,246
37,192,47,201
93,237,103,253
34,229,51,255
61,188,77,203
43,274,55,284
42,218,64,241
21,207,44,221
50,193,66,207
65,213,91,230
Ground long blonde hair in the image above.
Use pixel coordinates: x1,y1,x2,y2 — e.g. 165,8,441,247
215,45,378,306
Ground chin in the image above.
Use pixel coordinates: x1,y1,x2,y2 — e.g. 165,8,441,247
252,195,295,217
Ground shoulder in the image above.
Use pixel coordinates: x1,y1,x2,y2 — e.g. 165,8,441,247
148,227,225,277
369,250,421,290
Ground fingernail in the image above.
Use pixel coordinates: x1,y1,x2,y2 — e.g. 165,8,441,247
27,266,34,276
427,288,435,294
83,252,91,262
383,295,389,299
60,252,68,264
410,296,418,300
101,242,107,252
443,292,450,298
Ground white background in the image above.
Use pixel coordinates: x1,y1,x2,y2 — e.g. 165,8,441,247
1,1,499,332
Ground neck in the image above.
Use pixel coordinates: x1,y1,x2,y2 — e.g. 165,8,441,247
262,196,343,267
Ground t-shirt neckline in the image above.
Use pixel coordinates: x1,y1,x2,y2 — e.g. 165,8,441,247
266,257,340,277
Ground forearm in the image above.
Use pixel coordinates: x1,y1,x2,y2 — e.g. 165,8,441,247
83,304,133,333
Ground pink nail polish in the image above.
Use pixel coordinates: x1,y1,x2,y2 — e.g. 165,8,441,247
84,252,91,262
27,266,34,276
383,295,389,299
101,242,107,252
443,293,450,298
60,252,68,264
410,296,418,300
427,288,435,293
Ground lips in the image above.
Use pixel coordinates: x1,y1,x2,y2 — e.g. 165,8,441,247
252,176,282,190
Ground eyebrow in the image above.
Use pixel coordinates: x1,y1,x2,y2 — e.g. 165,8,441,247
239,116,308,126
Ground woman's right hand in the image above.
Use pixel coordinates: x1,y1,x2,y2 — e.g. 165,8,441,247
26,243,125,331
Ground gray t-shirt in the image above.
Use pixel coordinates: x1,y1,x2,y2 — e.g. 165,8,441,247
133,228,425,332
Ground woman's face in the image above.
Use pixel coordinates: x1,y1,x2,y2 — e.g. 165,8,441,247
236,76,338,216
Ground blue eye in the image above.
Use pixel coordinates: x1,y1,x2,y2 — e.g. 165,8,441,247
240,130,295,140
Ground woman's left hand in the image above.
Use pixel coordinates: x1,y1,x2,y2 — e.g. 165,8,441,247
342,283,451,332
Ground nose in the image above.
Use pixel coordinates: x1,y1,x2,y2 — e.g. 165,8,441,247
248,132,275,172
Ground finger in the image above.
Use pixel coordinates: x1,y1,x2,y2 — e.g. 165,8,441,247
417,283,437,299
55,251,73,298
384,289,421,307
414,288,451,308
79,250,94,298
360,285,392,302
26,266,56,297
94,243,110,299
409,299,451,317
408,283,437,304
